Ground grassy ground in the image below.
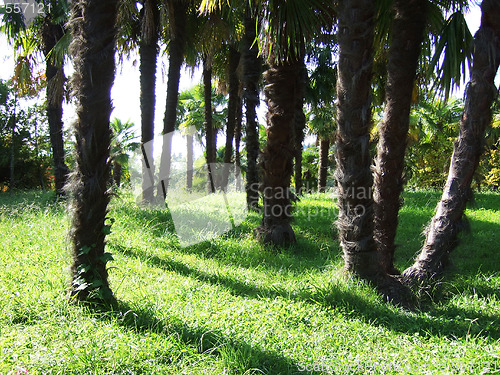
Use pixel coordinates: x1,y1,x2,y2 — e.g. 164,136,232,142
0,189,499,374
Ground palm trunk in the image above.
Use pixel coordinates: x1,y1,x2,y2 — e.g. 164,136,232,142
68,0,118,303
243,10,261,210
255,58,303,246
42,20,69,196
402,1,500,285
222,46,241,190
235,94,243,191
158,0,186,199
140,0,159,203
9,98,16,192
204,57,216,193
335,0,378,280
373,0,428,275
34,121,46,190
318,137,330,192
294,62,307,195
186,133,193,191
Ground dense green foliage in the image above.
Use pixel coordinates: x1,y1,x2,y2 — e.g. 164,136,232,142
1,190,499,374
0,87,52,190
372,96,500,190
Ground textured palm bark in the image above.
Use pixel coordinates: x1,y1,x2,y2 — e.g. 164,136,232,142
41,20,69,196
204,58,217,193
243,10,262,210
294,61,307,195
222,46,241,190
140,0,159,203
335,0,379,280
68,0,118,303
235,95,243,191
255,60,303,246
373,0,428,275
158,0,186,199
403,0,500,285
318,138,330,192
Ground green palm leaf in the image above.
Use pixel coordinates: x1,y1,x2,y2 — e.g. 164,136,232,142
428,10,473,99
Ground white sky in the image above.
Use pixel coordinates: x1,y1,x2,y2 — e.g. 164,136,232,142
0,2,497,150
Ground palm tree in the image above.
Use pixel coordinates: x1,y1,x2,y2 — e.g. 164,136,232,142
242,5,261,210
110,118,140,187
307,107,335,192
254,56,304,245
177,86,205,190
305,42,337,193
253,0,333,246
203,56,217,192
41,1,71,196
177,84,227,190
139,0,160,203
334,0,379,279
372,0,428,275
158,0,188,199
67,0,118,303
221,45,241,190
402,0,500,285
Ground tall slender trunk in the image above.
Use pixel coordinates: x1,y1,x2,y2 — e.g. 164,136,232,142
204,57,216,193
9,98,16,192
243,10,261,210
186,133,193,191
222,46,241,190
403,0,500,285
235,94,243,191
34,121,46,190
42,20,69,196
158,0,186,199
318,137,330,192
373,0,428,275
140,0,159,203
294,61,307,195
335,0,378,280
68,0,118,303
255,58,304,246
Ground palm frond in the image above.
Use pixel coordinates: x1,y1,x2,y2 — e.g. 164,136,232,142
428,10,473,99
47,30,71,67
258,0,334,63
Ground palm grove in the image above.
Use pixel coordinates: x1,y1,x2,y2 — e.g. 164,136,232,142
0,0,499,305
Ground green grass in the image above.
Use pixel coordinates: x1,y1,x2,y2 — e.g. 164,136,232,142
0,189,499,374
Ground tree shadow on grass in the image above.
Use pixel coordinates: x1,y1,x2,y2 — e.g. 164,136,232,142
87,300,318,375
112,195,341,275
0,190,63,217
110,243,500,342
110,191,500,342
468,191,500,211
